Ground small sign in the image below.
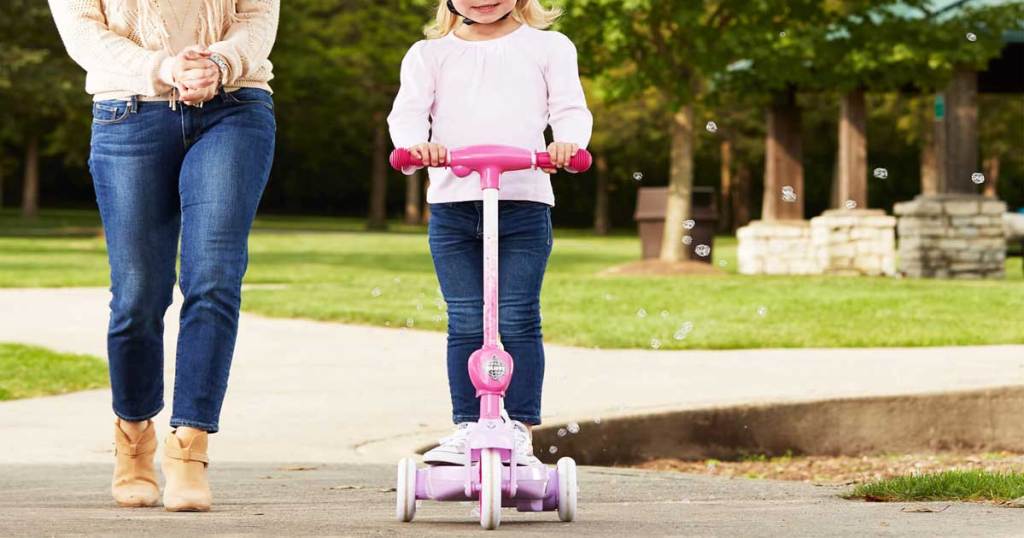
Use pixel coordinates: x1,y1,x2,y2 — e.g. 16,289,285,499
934,94,945,119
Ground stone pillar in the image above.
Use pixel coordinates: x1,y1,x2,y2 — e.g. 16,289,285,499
811,209,896,277
894,194,1006,279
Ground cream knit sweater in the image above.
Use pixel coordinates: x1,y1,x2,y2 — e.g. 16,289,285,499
49,0,279,101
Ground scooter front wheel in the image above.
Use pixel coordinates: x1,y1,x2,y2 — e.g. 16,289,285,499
479,448,502,530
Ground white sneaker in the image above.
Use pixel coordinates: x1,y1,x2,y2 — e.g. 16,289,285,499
511,421,542,467
424,422,473,465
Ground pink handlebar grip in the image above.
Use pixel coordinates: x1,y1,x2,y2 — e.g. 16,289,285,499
389,147,593,174
535,150,593,174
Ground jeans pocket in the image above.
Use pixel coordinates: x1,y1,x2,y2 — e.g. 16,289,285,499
223,88,274,110
92,101,132,125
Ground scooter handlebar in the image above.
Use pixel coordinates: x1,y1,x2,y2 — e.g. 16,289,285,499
389,147,593,174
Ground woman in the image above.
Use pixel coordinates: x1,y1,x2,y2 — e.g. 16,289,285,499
49,0,279,512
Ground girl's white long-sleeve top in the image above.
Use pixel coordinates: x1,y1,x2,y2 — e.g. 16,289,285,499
387,25,593,206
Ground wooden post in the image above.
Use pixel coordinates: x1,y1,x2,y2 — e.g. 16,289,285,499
837,89,867,208
920,95,940,195
983,155,1000,198
593,153,610,235
762,88,804,221
943,68,979,194
659,104,694,262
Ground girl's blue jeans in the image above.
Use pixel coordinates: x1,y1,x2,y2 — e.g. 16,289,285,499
428,200,553,426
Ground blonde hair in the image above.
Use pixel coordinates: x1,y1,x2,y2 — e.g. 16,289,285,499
425,0,562,39
113,0,237,53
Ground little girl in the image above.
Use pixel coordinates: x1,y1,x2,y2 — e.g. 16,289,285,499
388,0,592,465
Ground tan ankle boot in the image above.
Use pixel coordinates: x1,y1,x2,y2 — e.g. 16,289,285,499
112,419,160,507
162,429,212,512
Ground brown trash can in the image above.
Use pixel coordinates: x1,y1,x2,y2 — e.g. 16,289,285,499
634,186,718,263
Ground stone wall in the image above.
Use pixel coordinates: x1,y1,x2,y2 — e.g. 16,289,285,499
894,194,1006,279
810,209,897,276
737,221,818,275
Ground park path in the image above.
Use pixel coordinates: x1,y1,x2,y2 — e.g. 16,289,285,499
1,287,1023,464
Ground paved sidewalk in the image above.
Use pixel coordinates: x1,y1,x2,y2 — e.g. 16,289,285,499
1,287,1023,464
2,463,1023,537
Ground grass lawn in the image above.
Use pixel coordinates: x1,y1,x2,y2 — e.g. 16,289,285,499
1,209,1022,350
0,343,108,400
847,470,1024,503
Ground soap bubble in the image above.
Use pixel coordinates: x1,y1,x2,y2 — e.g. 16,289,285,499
705,121,719,134
782,186,797,203
682,235,693,246
683,219,696,230
972,172,985,185
719,260,728,267
873,168,888,179
780,31,787,38
636,308,648,318
695,244,711,257
660,310,670,318
557,428,568,437
967,32,978,42
433,315,443,323
549,446,558,454
371,287,382,297
633,172,644,182
650,338,662,349
674,321,694,340
757,306,768,317
567,422,580,434
405,318,415,328
594,417,603,424
845,200,858,210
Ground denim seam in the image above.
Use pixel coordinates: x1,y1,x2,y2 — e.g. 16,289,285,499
169,418,219,433
113,402,164,423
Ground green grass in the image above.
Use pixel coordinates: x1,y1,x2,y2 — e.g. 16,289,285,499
2,208,1022,350
0,343,109,400
848,470,1024,503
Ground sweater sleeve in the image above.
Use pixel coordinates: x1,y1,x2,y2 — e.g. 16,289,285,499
206,0,280,86
387,41,435,150
48,0,172,97
545,32,593,148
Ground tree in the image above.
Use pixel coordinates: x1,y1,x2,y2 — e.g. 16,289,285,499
560,0,746,261
0,0,89,219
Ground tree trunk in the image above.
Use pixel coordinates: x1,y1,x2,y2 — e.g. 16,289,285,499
422,180,431,225
21,135,40,220
659,104,694,262
719,139,732,233
368,111,388,230
733,164,752,231
944,68,978,194
837,89,868,209
593,153,610,235
404,169,423,225
762,88,803,221
983,154,1000,198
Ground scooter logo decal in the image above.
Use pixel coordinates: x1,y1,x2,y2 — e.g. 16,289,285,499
486,356,506,380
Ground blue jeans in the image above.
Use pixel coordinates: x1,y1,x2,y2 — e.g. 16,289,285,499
88,88,275,433
428,200,553,426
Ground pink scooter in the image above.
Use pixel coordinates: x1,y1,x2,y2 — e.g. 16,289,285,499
389,144,593,530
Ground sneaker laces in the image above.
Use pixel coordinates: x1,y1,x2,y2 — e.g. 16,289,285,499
437,422,472,448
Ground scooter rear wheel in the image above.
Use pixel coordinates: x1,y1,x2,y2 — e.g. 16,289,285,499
557,457,578,522
396,458,417,522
